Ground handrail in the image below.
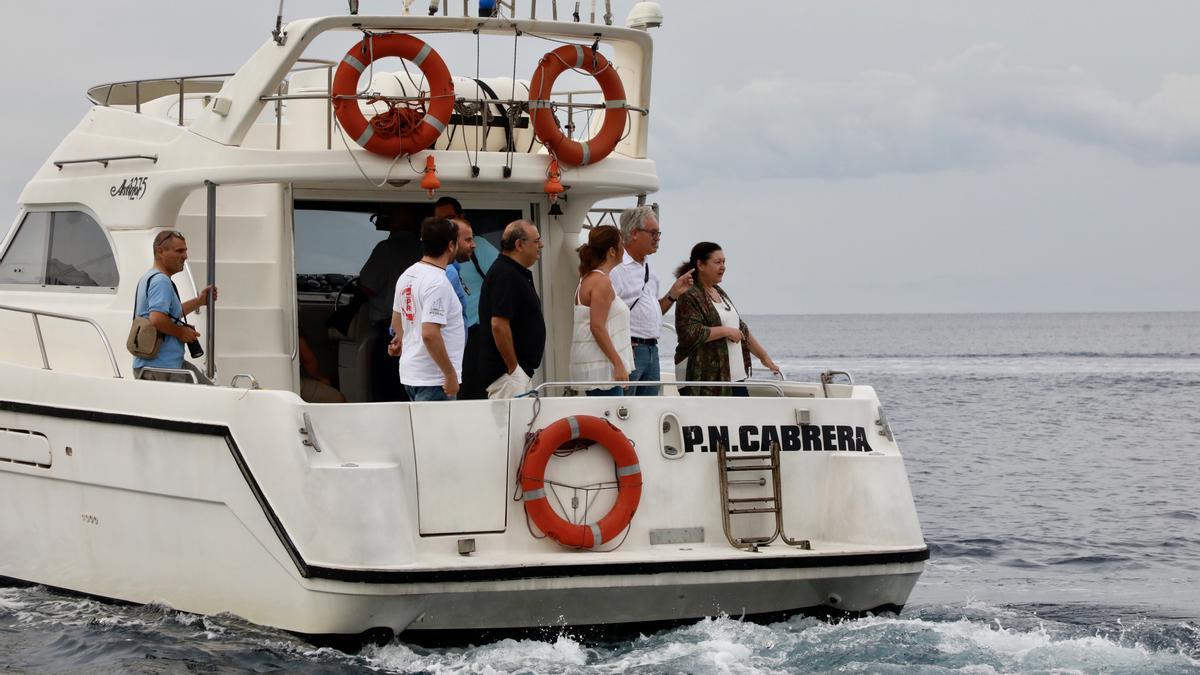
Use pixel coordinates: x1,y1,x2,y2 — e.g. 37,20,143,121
136,367,199,384
54,155,158,170
820,370,855,399
535,380,787,397
0,304,122,378
260,92,648,117
85,59,338,131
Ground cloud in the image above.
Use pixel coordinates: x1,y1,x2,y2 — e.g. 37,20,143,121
652,44,1200,183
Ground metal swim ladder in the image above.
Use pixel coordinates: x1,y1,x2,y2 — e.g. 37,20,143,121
717,441,811,552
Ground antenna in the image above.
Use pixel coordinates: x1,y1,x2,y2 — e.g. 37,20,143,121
272,0,288,45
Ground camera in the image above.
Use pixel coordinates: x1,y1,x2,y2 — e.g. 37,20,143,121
183,324,204,359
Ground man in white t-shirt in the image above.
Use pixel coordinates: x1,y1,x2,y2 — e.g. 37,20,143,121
386,217,464,401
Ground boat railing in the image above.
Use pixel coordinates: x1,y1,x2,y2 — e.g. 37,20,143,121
135,367,201,384
350,1,620,24
87,67,644,153
85,59,337,130
535,380,789,397
585,201,658,229
257,89,645,151
0,304,122,379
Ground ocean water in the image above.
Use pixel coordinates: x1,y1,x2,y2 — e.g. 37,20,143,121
3,312,1199,673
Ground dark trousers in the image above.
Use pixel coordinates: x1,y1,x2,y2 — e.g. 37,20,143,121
371,321,408,402
459,323,486,400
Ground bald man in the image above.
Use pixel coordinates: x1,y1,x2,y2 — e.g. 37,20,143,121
476,220,545,399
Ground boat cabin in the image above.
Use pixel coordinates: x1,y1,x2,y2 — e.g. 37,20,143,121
0,13,663,398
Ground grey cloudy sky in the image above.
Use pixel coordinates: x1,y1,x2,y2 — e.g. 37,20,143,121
2,1,1197,313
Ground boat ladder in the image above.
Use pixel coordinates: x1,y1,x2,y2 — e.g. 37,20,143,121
717,440,811,552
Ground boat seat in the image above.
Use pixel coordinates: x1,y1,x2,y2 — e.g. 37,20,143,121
335,305,376,403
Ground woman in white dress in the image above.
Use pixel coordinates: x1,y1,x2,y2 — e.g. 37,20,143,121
570,225,634,396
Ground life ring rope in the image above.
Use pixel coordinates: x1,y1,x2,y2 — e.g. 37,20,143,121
332,33,454,158
519,414,642,550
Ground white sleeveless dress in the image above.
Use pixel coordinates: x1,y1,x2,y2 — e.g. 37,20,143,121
570,270,634,390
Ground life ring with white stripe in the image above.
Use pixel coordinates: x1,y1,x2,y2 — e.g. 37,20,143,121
520,415,642,549
528,45,627,166
331,34,454,157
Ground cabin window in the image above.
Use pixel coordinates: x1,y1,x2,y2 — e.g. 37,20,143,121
293,200,520,290
0,211,118,289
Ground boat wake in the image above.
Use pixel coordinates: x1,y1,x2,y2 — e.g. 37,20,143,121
3,585,1197,673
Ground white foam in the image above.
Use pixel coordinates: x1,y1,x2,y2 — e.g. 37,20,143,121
367,635,590,674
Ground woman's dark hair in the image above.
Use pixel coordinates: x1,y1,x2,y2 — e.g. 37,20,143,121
675,241,722,280
577,225,622,276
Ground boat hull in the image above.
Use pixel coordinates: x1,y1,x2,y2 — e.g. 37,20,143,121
1,364,927,637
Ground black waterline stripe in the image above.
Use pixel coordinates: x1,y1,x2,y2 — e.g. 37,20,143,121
1,399,929,584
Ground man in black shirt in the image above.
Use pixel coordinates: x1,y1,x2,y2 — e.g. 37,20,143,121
477,220,545,399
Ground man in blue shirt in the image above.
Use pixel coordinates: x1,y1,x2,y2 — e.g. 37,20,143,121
434,197,501,399
444,218,475,322
132,230,216,383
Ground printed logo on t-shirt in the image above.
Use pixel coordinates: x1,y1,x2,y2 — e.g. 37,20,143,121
402,285,415,321
427,296,446,321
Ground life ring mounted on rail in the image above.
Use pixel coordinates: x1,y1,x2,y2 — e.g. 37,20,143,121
331,34,455,158
528,44,628,167
520,415,642,549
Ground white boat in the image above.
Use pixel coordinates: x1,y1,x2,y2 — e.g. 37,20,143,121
0,2,927,642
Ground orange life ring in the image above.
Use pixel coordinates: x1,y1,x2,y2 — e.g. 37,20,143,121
520,415,642,549
528,45,627,166
331,34,454,158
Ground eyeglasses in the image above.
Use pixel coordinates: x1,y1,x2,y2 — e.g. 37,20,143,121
639,228,662,239
521,236,543,244
153,230,185,247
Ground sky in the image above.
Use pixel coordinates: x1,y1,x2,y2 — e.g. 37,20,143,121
1,1,1197,314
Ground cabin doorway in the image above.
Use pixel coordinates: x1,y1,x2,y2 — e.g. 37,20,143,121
291,197,525,403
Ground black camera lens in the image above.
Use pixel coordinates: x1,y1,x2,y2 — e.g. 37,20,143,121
187,340,204,359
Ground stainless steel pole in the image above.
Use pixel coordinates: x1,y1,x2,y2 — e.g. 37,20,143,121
205,180,217,380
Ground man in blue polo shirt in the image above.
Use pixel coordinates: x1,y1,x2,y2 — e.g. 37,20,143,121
434,197,500,399
132,230,216,383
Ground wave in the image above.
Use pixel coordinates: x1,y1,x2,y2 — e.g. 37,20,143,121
4,586,1198,673
363,608,1200,673
796,351,1200,361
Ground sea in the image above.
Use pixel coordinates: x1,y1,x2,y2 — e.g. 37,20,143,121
2,312,1198,673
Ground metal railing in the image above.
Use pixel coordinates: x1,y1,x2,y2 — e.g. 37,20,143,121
87,74,233,126
83,33,646,151
535,380,788,397
0,304,122,378
54,155,158,170
348,0,616,23
83,59,336,133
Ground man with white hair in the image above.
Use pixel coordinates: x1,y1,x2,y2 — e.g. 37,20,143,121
610,206,693,395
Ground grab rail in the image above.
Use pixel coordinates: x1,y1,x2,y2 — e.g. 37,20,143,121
535,380,787,397
54,154,158,170
85,59,336,132
0,304,122,378
820,370,854,398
